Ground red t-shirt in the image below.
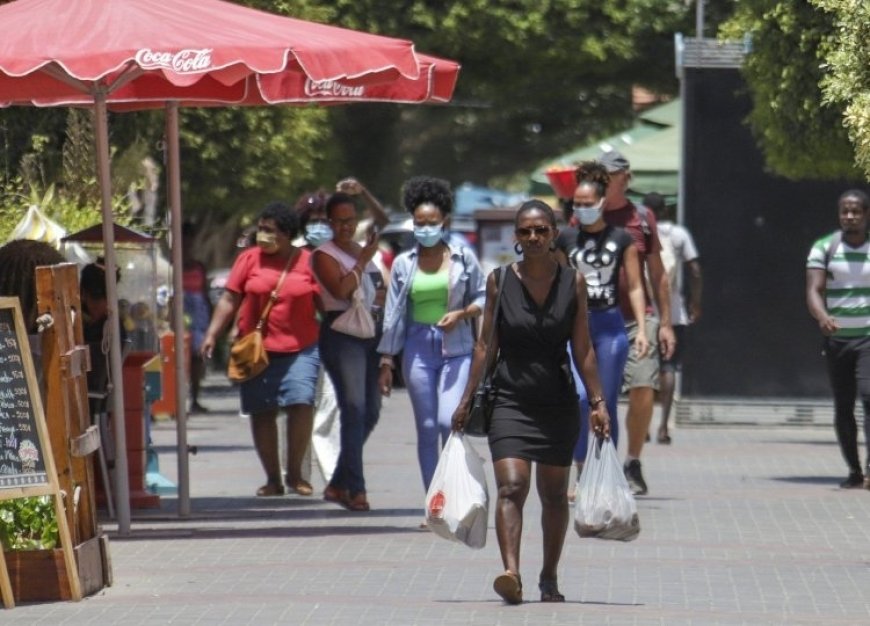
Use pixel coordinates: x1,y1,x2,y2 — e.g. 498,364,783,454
226,247,320,353
603,200,662,321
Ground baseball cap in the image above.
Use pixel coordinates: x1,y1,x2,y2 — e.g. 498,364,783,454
598,149,630,173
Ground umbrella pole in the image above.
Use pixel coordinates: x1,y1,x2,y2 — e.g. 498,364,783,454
94,91,132,535
166,102,190,517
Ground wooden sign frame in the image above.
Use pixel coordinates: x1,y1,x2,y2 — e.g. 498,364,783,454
0,297,80,608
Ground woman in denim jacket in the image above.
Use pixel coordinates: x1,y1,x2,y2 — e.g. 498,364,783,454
377,176,486,493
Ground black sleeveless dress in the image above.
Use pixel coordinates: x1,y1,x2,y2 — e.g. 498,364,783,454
487,265,581,466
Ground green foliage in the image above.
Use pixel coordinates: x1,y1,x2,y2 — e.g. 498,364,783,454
811,0,870,181
61,109,99,208
327,0,693,197
1,0,701,255
720,1,862,180
0,496,58,551
177,105,337,224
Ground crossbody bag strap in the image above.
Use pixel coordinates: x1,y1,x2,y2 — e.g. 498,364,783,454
254,252,296,331
480,265,508,383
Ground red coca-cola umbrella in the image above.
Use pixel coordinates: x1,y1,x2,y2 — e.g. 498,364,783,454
0,0,460,532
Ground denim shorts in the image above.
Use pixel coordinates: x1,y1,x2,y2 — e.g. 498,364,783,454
239,343,319,415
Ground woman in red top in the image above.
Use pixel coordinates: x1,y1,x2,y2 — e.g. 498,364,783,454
201,202,322,497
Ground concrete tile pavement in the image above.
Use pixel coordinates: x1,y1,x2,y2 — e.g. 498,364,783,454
5,374,870,624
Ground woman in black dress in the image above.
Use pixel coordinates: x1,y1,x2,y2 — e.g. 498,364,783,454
452,199,609,604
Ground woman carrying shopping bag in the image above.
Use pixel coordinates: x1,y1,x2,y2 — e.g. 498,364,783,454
452,200,610,604
377,176,486,500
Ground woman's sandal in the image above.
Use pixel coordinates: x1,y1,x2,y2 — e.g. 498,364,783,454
256,482,285,497
287,479,314,496
493,571,522,605
539,579,565,603
657,431,672,445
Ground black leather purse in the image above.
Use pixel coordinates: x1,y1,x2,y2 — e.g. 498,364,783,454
465,266,507,436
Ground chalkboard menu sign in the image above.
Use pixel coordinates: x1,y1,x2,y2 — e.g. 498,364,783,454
0,303,47,489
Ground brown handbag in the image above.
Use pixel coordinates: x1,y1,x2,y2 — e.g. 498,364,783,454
226,254,294,383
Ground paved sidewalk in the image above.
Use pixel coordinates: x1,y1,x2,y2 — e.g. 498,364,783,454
6,374,870,625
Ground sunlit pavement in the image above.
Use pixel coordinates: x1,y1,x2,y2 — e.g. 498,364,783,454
7,372,870,625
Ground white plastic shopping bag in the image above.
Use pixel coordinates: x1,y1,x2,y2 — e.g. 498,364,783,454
425,432,489,549
574,435,640,541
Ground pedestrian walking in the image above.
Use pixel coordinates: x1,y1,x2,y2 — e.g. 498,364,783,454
554,161,649,491
598,149,675,496
377,176,486,496
200,202,321,497
806,189,870,488
643,192,702,445
452,199,610,604
312,192,386,511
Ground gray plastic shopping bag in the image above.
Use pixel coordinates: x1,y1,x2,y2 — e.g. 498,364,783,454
575,436,640,541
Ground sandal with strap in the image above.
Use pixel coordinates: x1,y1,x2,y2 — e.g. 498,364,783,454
256,482,285,497
539,579,565,603
287,479,313,496
493,571,522,605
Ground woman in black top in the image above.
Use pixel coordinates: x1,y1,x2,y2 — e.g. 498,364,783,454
452,199,609,604
554,161,648,481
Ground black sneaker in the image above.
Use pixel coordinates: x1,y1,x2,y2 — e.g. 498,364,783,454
840,470,863,489
624,460,648,496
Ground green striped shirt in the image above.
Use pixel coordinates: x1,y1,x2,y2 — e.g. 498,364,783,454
807,232,870,338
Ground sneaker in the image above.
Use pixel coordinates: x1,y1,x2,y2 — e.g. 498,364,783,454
624,460,648,496
840,470,864,489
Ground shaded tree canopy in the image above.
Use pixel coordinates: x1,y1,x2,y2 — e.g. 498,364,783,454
721,0,865,180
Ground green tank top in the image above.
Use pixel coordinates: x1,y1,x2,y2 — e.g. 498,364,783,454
411,268,449,324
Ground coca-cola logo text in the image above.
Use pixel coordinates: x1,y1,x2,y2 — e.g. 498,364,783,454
135,48,213,74
304,79,365,99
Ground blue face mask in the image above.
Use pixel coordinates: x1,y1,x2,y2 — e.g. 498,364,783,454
413,223,444,248
304,222,333,247
573,199,605,226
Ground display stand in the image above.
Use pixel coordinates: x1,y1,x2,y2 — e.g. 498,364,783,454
0,297,81,608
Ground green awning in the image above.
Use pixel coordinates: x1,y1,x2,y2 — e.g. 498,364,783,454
530,99,681,202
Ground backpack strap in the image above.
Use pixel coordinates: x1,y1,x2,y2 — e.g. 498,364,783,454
823,231,842,271
636,204,652,237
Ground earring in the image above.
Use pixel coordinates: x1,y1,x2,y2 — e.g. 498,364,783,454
514,242,523,255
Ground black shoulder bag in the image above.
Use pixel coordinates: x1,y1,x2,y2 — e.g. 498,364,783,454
465,266,507,436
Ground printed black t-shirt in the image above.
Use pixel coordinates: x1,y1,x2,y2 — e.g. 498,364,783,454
555,224,633,310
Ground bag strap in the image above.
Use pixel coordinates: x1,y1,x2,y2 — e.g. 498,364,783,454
254,251,296,331
480,265,508,384
824,230,842,272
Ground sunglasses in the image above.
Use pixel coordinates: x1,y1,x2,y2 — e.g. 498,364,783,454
515,226,552,238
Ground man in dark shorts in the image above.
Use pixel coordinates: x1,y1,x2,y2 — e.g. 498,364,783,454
599,150,675,495
644,192,702,445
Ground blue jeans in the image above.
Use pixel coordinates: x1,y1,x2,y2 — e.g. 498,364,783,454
402,323,471,491
572,307,629,462
319,320,382,496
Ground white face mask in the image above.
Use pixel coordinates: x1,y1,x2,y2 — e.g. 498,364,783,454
304,222,333,247
413,223,444,248
573,198,605,225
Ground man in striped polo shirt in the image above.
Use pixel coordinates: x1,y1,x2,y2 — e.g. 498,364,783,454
806,189,870,488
